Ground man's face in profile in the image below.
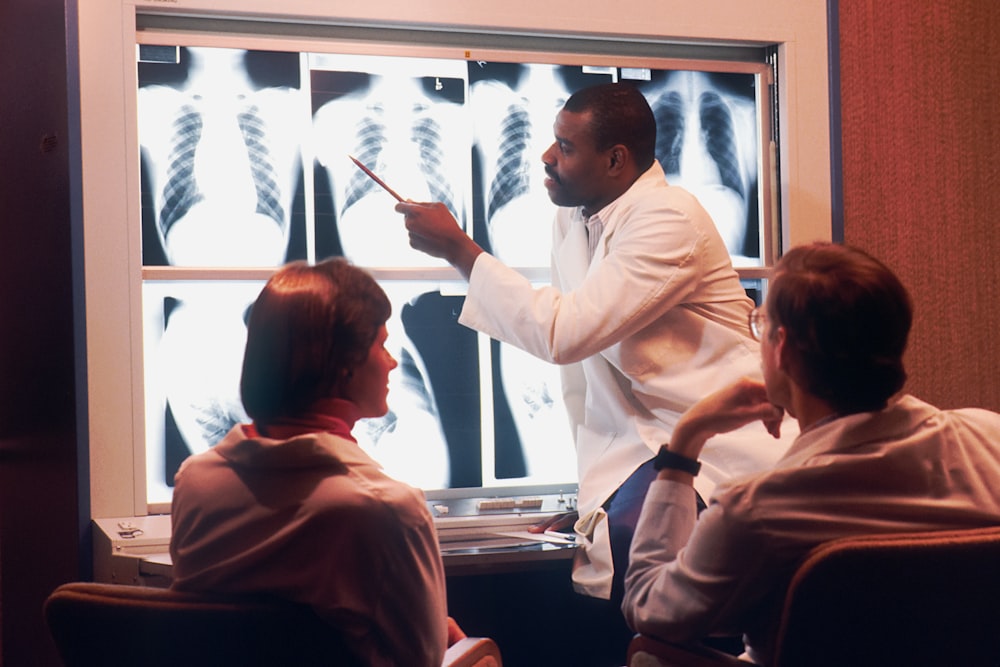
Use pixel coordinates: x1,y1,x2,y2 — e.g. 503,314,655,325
542,109,613,215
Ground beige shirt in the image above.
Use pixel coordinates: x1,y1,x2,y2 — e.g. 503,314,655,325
624,395,1000,665
171,426,449,667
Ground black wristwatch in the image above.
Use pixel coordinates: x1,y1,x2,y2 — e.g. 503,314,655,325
652,446,702,476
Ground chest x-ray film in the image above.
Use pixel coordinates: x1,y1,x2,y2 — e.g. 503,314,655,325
137,44,771,508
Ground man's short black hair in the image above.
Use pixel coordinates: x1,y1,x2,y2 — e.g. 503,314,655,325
563,83,656,170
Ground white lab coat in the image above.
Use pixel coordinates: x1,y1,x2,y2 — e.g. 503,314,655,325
460,162,796,598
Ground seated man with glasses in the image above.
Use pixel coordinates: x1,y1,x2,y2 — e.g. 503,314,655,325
622,241,1000,666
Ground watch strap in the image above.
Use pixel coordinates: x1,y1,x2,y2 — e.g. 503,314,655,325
652,446,702,475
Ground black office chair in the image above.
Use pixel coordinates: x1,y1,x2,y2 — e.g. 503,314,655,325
44,582,502,667
627,526,1000,667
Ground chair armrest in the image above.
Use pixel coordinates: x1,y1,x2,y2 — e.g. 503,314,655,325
627,634,751,667
442,636,502,667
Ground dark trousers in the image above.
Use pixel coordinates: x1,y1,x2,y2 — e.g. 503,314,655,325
605,458,659,606
604,462,732,659
605,458,709,603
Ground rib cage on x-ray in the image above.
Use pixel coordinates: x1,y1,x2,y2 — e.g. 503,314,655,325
642,71,758,259
159,103,288,238
412,115,458,219
651,92,684,176
341,115,387,215
236,105,287,229
158,104,204,236
340,111,460,223
697,91,744,200
487,104,533,223
652,88,745,200
138,47,304,268
160,295,249,464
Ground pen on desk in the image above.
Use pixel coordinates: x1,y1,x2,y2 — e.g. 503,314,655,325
544,529,576,542
348,155,404,202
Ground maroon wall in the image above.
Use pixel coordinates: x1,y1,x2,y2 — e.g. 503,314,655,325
839,1,1000,411
0,0,84,664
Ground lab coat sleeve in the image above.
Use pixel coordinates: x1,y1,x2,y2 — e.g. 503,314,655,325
459,200,710,365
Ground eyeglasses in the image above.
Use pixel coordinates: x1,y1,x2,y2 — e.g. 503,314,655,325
748,307,766,341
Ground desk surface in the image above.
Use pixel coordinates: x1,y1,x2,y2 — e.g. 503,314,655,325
440,540,577,576
139,540,576,580
94,513,577,586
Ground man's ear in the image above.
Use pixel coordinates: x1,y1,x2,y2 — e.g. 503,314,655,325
773,326,788,372
608,145,628,174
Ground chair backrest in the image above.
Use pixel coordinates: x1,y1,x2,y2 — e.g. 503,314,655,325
43,582,364,667
772,526,1000,667
45,581,503,667
627,526,1000,667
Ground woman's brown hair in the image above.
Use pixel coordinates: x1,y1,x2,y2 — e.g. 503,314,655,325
240,258,391,424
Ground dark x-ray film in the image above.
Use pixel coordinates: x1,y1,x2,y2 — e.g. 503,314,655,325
136,45,768,505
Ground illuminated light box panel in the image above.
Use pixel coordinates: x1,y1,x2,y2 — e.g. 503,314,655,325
133,35,773,514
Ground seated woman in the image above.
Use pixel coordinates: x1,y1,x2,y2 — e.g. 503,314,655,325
169,257,463,666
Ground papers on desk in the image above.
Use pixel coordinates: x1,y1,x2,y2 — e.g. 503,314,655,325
437,529,577,554
495,529,577,545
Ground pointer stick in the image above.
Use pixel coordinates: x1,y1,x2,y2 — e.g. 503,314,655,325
348,155,404,202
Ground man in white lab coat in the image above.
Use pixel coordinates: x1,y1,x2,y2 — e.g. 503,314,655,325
396,83,794,610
